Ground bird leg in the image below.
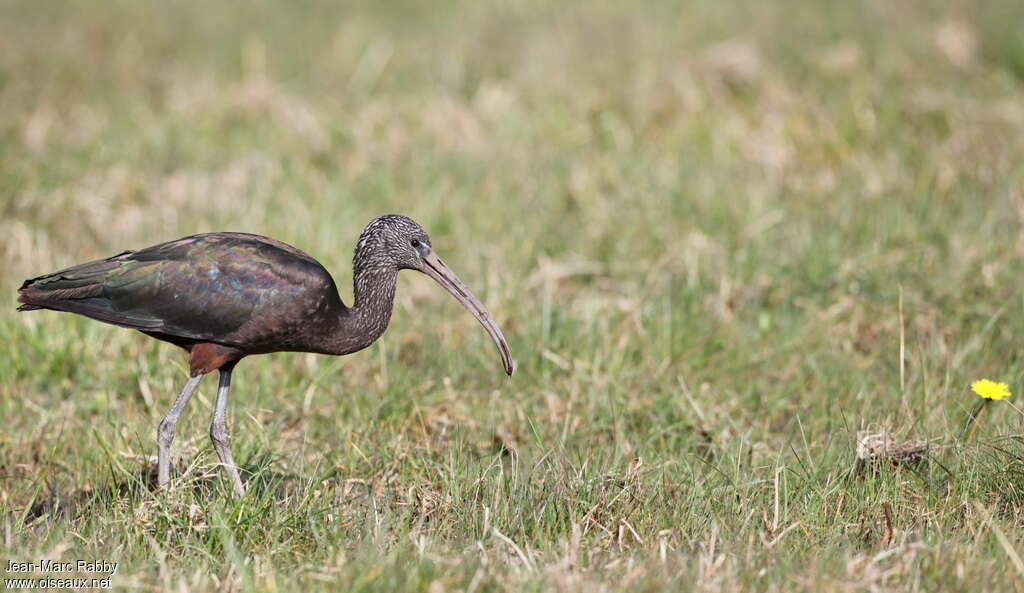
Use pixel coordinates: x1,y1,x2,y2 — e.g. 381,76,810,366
157,375,202,489
210,369,245,497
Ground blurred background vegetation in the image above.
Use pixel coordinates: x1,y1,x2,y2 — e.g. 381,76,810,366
3,1,1024,591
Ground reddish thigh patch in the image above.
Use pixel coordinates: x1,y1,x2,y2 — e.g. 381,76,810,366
188,342,245,375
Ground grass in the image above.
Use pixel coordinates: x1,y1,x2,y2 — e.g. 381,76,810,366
3,0,1024,590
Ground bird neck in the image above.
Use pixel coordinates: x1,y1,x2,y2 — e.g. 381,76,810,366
352,263,399,335
326,263,399,355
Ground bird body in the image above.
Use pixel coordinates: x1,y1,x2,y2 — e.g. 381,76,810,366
20,233,372,372
17,215,514,496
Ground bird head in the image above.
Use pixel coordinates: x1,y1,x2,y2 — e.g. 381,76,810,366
356,215,515,376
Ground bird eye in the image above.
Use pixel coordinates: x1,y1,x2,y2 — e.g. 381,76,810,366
411,239,422,248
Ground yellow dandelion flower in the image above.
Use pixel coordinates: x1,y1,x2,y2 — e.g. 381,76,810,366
971,379,1012,401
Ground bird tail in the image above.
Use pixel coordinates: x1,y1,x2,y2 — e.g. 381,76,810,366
16,251,170,332
16,253,128,314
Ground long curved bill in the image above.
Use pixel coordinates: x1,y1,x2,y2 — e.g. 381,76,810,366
421,250,515,376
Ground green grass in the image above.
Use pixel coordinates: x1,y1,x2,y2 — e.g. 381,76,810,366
4,0,1024,590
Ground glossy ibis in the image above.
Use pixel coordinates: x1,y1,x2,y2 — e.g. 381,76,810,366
17,215,514,497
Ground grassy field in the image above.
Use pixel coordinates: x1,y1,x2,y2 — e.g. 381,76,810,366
3,0,1024,590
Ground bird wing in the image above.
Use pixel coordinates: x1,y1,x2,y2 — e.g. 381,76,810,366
17,233,330,346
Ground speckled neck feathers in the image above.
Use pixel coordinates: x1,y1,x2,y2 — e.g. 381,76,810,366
320,217,414,356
